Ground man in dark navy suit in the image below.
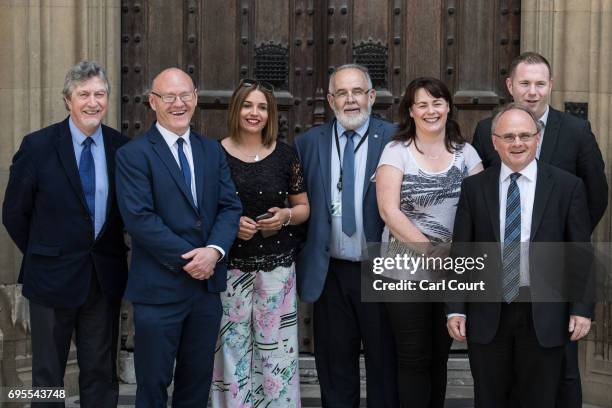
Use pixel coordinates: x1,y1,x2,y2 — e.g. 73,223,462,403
3,61,129,407
115,68,241,407
295,64,398,407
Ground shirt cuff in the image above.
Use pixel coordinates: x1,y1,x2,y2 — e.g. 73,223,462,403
206,245,225,261
447,313,466,320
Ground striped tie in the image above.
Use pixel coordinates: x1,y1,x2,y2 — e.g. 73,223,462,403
503,172,521,303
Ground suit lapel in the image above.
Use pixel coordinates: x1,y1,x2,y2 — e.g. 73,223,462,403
148,126,198,213
538,107,560,164
530,162,554,240
363,119,384,199
483,166,501,242
56,118,90,213
317,123,332,211
190,133,205,211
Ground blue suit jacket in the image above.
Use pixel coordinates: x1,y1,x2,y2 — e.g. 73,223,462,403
115,124,242,304
294,117,395,303
2,118,129,308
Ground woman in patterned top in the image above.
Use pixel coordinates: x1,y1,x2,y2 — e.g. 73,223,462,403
375,77,483,408
211,80,309,408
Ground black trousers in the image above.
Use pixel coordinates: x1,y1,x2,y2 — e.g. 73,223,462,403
468,301,564,408
313,258,399,408
385,301,452,408
29,273,121,408
555,341,582,408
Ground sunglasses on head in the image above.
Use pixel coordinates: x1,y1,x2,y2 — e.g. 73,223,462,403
240,78,275,93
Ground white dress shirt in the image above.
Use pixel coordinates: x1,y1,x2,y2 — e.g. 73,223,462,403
156,123,198,206
70,117,108,238
499,159,538,286
330,119,370,261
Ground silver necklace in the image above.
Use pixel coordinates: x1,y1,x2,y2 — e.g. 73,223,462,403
235,142,265,162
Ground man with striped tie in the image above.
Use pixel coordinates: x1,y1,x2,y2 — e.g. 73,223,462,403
446,103,593,407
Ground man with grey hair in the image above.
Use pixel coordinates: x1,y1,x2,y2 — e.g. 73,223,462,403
3,60,129,406
295,64,398,407
447,103,592,406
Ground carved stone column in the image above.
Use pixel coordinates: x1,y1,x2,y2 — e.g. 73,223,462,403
0,0,120,394
522,1,612,405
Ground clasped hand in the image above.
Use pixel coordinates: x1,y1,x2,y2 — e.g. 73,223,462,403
181,247,220,280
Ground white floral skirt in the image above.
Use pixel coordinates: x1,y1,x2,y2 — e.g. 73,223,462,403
211,263,300,408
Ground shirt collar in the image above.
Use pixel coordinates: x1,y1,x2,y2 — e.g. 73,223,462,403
538,105,550,127
69,116,103,146
335,118,370,141
500,159,537,183
156,122,191,148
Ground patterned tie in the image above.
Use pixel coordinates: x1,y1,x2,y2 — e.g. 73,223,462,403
79,137,95,221
503,172,521,303
342,130,356,236
176,138,192,193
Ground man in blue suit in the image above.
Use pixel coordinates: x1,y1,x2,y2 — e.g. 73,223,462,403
115,68,241,407
295,64,398,407
3,61,128,406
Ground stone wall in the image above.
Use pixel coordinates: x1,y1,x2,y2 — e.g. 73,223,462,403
522,0,612,406
0,0,120,394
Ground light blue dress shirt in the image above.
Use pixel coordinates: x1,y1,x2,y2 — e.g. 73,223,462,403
330,119,370,261
69,117,108,238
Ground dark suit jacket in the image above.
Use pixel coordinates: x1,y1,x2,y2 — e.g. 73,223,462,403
115,124,242,304
294,117,394,303
2,118,129,308
447,162,593,347
472,106,608,230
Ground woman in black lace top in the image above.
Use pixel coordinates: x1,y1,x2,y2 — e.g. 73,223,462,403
211,80,309,408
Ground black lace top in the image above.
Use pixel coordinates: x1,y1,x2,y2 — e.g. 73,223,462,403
222,141,306,272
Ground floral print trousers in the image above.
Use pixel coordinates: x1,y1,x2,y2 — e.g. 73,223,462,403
211,263,301,408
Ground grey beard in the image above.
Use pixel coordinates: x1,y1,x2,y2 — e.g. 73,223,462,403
334,104,373,130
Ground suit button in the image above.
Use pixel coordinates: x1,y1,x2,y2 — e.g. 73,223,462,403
325,246,330,252
195,220,202,227
328,218,331,224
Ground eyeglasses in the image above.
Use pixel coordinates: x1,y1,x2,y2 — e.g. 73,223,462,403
329,88,372,101
493,131,540,144
240,79,274,93
150,90,196,104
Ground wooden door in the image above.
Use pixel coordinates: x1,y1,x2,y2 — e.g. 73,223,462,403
120,0,520,352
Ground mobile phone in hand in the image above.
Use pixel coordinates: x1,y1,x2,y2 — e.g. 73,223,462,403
255,212,277,238
255,212,274,221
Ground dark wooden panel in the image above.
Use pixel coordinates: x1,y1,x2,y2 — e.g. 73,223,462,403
455,1,495,93
442,0,520,138
146,0,184,76
255,0,290,44
200,0,238,90
404,0,443,81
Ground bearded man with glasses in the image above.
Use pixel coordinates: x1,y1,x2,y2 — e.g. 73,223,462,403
294,63,399,407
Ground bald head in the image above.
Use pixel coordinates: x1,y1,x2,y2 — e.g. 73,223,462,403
149,68,198,135
151,68,195,91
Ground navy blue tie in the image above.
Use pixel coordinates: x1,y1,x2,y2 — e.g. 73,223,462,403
503,172,521,303
79,137,95,221
176,138,192,193
342,130,356,236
